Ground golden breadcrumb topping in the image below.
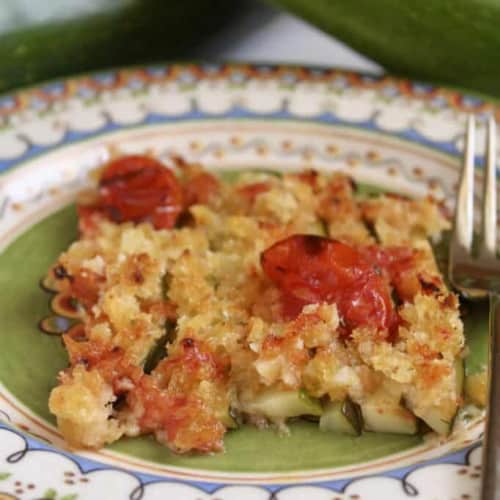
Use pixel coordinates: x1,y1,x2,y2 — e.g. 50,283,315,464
47,155,461,453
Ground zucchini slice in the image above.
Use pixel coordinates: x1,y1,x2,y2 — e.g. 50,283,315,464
361,392,418,435
465,372,487,407
243,389,322,420
219,409,239,429
415,358,465,436
319,399,362,436
416,407,452,436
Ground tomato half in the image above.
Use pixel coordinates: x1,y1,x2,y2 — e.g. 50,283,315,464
237,182,271,203
89,155,183,229
183,172,220,207
360,245,415,281
261,234,397,334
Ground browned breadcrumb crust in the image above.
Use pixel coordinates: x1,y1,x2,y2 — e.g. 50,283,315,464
47,159,462,454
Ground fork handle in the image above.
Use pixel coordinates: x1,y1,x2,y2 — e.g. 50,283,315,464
481,292,500,500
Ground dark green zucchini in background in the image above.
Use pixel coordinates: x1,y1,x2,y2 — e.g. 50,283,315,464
269,0,500,98
0,0,238,93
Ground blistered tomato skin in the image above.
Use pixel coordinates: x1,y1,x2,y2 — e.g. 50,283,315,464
183,172,220,207
238,182,271,203
261,234,397,334
88,155,183,229
360,246,415,281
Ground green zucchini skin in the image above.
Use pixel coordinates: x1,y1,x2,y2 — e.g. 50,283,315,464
0,0,237,92
243,389,323,420
142,319,176,374
411,358,465,436
361,392,418,435
269,0,500,98
319,399,362,436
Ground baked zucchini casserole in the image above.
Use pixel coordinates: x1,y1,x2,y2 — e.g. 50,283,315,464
46,154,464,454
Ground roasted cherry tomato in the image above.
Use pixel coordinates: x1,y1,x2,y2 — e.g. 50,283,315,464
261,234,397,334
92,155,183,229
360,245,418,302
183,172,220,207
360,245,415,279
237,182,271,203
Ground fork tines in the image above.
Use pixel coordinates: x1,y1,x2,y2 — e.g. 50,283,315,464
453,115,497,259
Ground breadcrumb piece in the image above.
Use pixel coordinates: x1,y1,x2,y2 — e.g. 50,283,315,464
49,365,122,448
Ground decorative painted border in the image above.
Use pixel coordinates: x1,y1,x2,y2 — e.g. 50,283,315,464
0,424,485,500
0,63,498,177
0,64,495,119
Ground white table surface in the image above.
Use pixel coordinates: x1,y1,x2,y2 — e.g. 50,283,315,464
192,1,383,74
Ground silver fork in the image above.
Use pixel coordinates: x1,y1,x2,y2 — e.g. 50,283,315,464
449,115,500,499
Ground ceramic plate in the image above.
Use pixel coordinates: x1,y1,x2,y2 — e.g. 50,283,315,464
0,63,497,500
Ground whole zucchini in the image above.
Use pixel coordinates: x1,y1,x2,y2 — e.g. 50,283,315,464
269,0,500,98
0,0,237,93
